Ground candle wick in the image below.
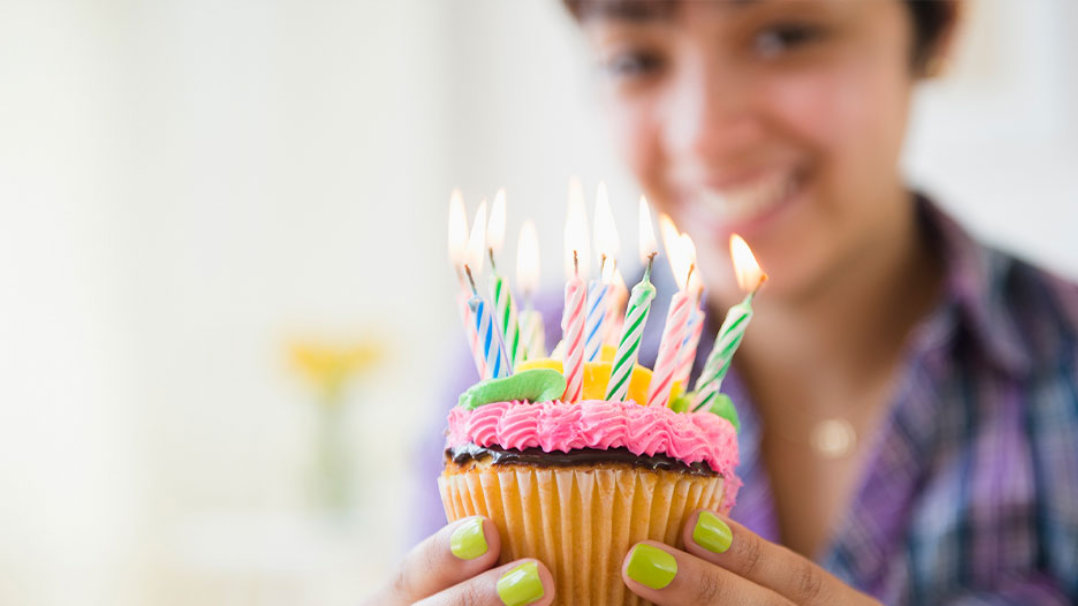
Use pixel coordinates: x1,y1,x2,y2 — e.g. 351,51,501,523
599,254,607,275
573,250,579,277
644,252,657,281
685,263,695,290
751,273,768,296
488,248,497,272
464,264,479,296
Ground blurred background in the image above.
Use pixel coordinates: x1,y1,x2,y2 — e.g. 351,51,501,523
0,1,1076,604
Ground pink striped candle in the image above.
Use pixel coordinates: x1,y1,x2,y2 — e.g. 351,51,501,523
562,182,589,402
646,287,692,407
562,257,586,402
603,268,629,346
673,292,705,387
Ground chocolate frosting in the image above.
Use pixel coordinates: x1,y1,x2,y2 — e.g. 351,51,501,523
446,443,718,477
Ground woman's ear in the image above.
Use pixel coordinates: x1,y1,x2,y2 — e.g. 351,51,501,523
921,0,965,79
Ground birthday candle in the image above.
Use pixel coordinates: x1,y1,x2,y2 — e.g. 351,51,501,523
448,191,485,377
468,282,511,380
647,280,692,407
586,182,620,361
606,197,659,401
584,278,608,362
603,268,629,346
562,260,586,401
516,220,546,359
646,227,696,408
673,268,705,387
487,189,523,369
462,201,510,380
561,182,588,402
693,234,767,411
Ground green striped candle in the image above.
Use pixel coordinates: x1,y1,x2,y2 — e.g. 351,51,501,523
692,291,753,411
490,269,523,368
605,259,656,402
486,189,523,369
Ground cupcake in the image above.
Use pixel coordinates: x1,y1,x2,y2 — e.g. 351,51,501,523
438,362,741,605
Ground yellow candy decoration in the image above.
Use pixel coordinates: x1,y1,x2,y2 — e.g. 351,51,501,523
518,354,683,407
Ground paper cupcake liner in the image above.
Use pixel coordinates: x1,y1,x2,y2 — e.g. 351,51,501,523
439,465,727,606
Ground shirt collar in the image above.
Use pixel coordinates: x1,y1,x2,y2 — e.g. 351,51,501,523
917,197,1033,378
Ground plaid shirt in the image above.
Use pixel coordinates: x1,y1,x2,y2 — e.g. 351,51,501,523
419,198,1078,604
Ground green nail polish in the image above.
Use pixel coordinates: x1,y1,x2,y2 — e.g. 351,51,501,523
693,511,733,554
626,543,678,589
450,517,488,560
496,561,545,606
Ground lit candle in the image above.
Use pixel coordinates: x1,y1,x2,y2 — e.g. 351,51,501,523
448,191,484,376
487,189,523,369
585,182,618,362
606,196,659,402
674,240,705,387
693,234,767,411
464,201,510,380
647,219,695,408
561,182,588,402
516,219,545,359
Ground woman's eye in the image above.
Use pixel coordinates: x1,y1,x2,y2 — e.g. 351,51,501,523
753,23,824,58
602,50,665,79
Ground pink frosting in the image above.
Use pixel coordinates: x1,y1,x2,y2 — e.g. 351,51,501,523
446,400,740,508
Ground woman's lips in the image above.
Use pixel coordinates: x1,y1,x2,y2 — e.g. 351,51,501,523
677,170,805,235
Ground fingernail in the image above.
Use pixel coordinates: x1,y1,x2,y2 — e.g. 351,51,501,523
450,517,488,560
496,561,545,606
626,543,678,590
692,510,733,554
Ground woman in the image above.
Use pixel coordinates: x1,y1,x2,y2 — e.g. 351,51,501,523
368,1,1078,604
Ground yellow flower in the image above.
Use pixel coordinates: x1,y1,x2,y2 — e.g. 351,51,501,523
289,339,384,403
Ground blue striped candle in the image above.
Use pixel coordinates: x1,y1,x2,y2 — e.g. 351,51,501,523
469,291,511,380
584,275,609,362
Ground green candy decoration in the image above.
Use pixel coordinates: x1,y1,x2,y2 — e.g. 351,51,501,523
706,393,740,432
458,369,567,410
669,393,692,413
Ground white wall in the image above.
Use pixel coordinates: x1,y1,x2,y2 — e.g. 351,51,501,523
0,1,1075,604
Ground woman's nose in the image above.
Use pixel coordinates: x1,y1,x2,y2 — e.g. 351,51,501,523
661,53,763,165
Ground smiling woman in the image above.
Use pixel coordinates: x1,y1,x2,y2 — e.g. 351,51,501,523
368,1,1078,605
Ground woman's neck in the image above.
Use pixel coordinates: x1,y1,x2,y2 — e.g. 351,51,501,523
735,190,943,414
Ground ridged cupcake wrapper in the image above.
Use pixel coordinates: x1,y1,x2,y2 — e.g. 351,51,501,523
439,466,727,606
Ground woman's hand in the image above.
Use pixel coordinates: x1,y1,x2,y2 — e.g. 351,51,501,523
621,510,881,605
364,516,555,606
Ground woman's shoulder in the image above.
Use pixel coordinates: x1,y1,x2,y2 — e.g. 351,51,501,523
990,248,1078,372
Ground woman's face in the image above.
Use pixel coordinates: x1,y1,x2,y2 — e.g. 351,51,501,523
583,0,920,301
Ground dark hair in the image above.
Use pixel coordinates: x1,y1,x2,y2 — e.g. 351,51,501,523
562,0,957,73
907,1,956,72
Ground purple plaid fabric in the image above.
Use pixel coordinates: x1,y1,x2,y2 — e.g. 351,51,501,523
415,198,1078,604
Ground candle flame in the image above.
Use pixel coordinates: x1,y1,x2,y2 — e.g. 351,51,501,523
593,182,621,265
638,196,658,263
659,213,688,287
488,188,507,254
564,178,590,279
672,232,697,291
730,234,767,292
516,219,541,296
448,189,468,268
613,266,627,293
658,213,680,262
465,199,488,278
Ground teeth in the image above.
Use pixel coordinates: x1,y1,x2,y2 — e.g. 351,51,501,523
694,174,794,223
